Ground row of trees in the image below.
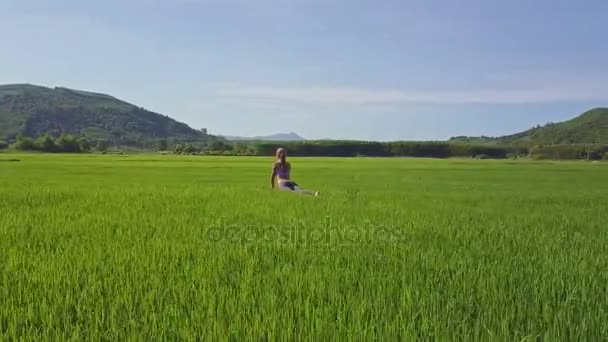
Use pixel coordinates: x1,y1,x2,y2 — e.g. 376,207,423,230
11,134,109,153
4,134,606,160
172,140,256,155
242,141,608,160
246,141,531,159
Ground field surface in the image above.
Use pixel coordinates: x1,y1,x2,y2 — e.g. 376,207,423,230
1,154,607,340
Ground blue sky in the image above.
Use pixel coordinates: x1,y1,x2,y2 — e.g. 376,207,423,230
1,0,607,140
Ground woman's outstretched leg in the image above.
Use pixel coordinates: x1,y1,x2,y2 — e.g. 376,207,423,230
293,186,319,196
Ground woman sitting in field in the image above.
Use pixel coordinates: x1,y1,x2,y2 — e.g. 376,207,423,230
271,148,319,196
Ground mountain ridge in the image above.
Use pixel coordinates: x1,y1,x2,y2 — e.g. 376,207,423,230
0,84,212,146
450,108,608,145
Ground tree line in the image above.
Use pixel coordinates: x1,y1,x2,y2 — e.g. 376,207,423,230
2,134,606,160
176,140,607,160
169,140,524,159
6,134,109,153
247,141,528,159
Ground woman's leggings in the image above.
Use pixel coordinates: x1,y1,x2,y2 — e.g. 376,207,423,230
279,181,316,195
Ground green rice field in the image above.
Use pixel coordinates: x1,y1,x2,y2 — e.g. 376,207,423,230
1,154,607,340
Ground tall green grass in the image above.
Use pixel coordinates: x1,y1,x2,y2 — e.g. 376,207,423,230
1,154,607,340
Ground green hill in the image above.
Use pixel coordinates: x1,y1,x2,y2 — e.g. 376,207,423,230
0,84,211,146
450,108,608,145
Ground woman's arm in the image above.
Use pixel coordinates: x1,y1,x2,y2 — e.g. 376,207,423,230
270,163,277,189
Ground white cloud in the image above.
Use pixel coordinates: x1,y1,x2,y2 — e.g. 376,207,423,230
216,83,608,105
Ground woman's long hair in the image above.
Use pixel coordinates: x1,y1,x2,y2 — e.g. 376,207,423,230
276,148,286,163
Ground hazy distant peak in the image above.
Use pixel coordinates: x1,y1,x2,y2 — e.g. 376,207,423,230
222,132,305,141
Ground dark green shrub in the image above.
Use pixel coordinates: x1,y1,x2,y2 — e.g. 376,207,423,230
159,139,168,151
471,146,508,159
36,134,56,152
96,139,109,152
174,144,183,154
78,138,92,152
182,144,198,154
14,135,38,151
56,134,81,153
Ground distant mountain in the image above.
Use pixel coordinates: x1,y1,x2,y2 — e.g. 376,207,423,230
0,84,213,145
222,132,305,141
450,108,608,145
